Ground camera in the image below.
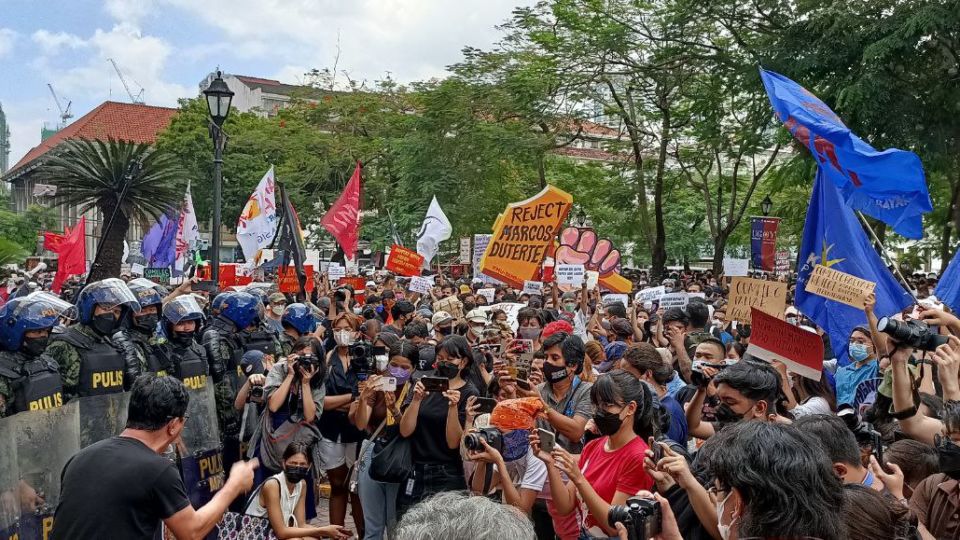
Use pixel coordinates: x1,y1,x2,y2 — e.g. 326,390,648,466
249,385,264,401
463,427,504,454
295,354,321,373
877,317,948,352
838,405,883,464
608,497,661,540
349,341,387,381
690,359,732,388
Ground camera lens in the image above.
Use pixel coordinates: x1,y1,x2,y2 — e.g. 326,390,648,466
464,433,483,452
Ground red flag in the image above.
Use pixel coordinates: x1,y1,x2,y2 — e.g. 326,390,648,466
321,162,362,260
44,216,87,293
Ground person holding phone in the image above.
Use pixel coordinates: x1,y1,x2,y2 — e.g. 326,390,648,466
351,340,417,540
398,335,480,516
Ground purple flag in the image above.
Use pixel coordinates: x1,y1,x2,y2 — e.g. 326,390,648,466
141,214,179,268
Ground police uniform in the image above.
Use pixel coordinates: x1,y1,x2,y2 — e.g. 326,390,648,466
46,324,133,400
155,336,210,390
0,349,63,416
113,328,165,375
203,315,246,436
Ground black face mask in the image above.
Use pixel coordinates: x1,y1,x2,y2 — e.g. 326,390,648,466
593,409,625,436
171,331,195,346
938,437,960,480
22,335,49,357
91,312,119,335
435,362,461,380
436,325,453,337
714,403,747,424
134,314,159,333
283,465,310,484
543,362,569,384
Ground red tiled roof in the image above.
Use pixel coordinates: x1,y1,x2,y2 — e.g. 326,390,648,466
4,101,178,181
551,146,630,163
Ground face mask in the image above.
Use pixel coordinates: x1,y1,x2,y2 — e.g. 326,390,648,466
271,305,285,316
716,490,737,540
375,354,389,372
283,465,310,484
542,361,569,384
502,429,530,462
593,409,625,436
91,312,119,335
22,335,49,356
172,331,195,346
437,325,453,337
518,327,541,341
848,343,870,362
388,365,412,385
470,326,484,338
335,331,355,347
786,316,798,326
714,403,747,424
562,303,577,314
435,361,461,380
353,306,363,315
938,437,960,480
134,314,159,333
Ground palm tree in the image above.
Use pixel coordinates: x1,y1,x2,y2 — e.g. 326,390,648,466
37,137,187,281
0,238,26,266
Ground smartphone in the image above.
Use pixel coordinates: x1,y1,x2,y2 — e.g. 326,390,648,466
377,377,397,392
652,441,664,462
421,376,449,393
507,339,534,355
475,397,497,415
537,428,556,453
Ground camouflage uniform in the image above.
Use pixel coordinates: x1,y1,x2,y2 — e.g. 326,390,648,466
46,324,138,401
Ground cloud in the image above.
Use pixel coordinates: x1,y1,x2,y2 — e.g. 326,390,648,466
0,28,17,58
31,30,87,55
104,0,154,26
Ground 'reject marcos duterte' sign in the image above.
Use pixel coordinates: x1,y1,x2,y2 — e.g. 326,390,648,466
480,186,573,288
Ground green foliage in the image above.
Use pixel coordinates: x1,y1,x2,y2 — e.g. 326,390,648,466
0,193,56,254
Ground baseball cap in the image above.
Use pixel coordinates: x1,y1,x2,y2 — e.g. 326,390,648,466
240,350,265,376
459,284,472,294
466,309,488,324
432,311,454,326
268,292,286,304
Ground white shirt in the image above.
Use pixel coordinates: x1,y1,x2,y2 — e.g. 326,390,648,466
792,396,833,418
245,472,303,527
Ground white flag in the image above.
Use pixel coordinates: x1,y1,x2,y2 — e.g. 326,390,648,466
236,166,279,262
416,196,452,266
175,181,199,272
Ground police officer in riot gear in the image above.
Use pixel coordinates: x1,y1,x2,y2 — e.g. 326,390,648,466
157,296,210,389
114,278,165,375
0,292,75,416
46,278,142,400
242,289,283,359
279,303,318,355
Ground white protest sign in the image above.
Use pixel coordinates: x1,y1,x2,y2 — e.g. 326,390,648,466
723,257,750,277
659,292,689,310
688,292,706,300
483,302,526,331
477,288,496,303
522,281,543,295
635,286,666,304
459,237,472,264
555,264,585,285
328,264,346,281
130,263,145,276
603,294,630,307
409,275,434,294
585,270,599,290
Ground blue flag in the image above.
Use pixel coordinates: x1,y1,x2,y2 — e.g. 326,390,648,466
141,214,179,269
936,249,960,313
796,170,914,364
759,68,931,239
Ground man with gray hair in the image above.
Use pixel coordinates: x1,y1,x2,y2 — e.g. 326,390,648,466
393,492,535,540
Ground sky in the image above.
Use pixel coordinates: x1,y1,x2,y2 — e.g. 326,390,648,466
0,0,533,168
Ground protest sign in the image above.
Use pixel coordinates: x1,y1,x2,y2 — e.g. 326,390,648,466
433,296,464,320
555,264,585,285
484,302,526,331
480,185,573,288
688,292,706,300
385,245,424,277
585,271,599,290
144,267,171,285
459,237,472,264
553,226,631,293
130,263,145,276
775,251,791,276
472,234,501,285
278,264,315,293
727,277,787,323
723,258,750,277
327,264,346,281
659,292,689,310
746,308,824,380
522,281,543,295
477,288,496,304
197,263,237,289
409,275,434,294
603,294,630,307
804,264,876,309
635,286,666,304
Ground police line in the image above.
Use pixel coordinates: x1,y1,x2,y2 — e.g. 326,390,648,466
0,384,222,540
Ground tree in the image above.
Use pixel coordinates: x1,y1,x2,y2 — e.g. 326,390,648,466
37,138,187,281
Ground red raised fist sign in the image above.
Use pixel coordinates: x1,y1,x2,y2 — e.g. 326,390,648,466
554,227,621,276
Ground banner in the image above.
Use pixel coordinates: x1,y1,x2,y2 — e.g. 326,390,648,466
480,185,573,288
727,277,787,323
278,265,315,293
197,263,237,289
750,217,780,272
747,308,824,380
804,264,875,309
459,237,472,264
385,245,424,277
237,166,279,262
554,226,631,293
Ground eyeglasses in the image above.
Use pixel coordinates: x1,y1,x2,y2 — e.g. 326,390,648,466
707,485,728,501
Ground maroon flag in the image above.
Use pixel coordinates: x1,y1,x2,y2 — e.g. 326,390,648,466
321,162,362,259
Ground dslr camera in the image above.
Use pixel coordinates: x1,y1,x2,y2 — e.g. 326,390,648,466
463,427,504,454
838,405,883,464
608,497,661,540
295,353,321,374
349,340,387,381
877,317,947,352
249,384,265,402
690,359,734,388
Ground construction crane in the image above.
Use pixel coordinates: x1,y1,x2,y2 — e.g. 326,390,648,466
108,58,145,104
46,83,73,128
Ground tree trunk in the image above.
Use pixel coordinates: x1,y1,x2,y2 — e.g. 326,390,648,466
537,156,547,190
940,224,952,274
650,111,670,282
711,232,730,276
88,206,130,282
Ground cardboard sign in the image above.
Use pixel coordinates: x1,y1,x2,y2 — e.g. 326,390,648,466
635,286,666,304
659,292,689,310
144,267,171,285
723,258,750,277
603,294,630,307
688,292,706,300
278,265,315,293
746,308,824,380
727,277,787,323
479,185,573,288
130,263,145,276
585,270,599,290
327,264,346,281
555,264,585,285
433,296,464,320
459,237,472,264
409,275,434,294
477,288,496,304
522,281,543,295
386,245,424,277
804,264,875,309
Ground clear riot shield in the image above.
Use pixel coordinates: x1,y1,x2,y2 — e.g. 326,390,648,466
14,401,80,540
0,415,19,540
78,391,131,448
178,384,224,509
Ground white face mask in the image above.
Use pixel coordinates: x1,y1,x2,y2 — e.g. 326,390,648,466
335,330,355,347
716,490,737,540
470,326,484,338
375,354,389,372
271,305,285,316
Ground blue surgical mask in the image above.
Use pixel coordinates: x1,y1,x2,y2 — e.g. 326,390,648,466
849,342,870,362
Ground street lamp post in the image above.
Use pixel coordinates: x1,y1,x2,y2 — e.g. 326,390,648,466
761,195,773,217
203,71,234,286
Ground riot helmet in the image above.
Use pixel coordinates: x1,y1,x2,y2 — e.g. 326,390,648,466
0,291,77,353
219,291,260,331
281,303,317,337
76,278,141,335
162,295,205,345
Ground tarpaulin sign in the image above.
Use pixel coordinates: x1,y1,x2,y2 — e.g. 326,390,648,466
747,308,824,380
278,265,314,293
386,245,424,277
751,217,780,271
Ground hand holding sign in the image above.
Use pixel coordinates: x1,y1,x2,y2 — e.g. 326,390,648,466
746,308,824,380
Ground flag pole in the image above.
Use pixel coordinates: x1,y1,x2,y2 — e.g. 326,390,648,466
855,211,917,298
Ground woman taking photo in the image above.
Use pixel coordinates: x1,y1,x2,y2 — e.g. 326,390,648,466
318,312,366,535
245,442,352,539
351,340,417,540
398,335,480,516
533,369,653,538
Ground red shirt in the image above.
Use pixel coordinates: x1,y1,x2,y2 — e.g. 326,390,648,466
577,436,653,531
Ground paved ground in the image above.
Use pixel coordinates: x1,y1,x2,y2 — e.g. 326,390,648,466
310,482,358,533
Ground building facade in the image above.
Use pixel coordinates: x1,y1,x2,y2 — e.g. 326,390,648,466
199,72,321,118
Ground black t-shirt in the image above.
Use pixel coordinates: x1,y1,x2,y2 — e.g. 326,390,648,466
51,436,190,540
319,351,365,443
407,381,479,465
